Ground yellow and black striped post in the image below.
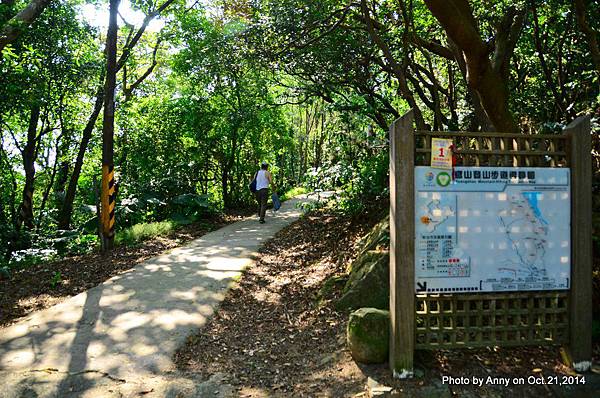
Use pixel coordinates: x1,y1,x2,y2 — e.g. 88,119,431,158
101,164,116,249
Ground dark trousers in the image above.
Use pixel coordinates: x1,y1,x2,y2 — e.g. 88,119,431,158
256,188,268,220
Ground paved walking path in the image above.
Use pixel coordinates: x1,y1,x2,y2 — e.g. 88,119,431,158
0,195,322,397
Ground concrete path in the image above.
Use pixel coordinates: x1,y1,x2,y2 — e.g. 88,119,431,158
0,195,321,397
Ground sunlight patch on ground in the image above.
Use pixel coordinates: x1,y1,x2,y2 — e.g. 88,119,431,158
110,311,151,331
152,309,205,330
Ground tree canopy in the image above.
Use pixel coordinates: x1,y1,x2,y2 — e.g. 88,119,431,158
0,0,598,263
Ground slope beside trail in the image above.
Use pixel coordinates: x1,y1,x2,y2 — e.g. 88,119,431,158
0,194,323,398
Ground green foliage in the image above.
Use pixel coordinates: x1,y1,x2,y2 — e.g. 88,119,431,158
115,221,176,247
297,200,325,212
336,150,389,215
10,247,59,268
170,193,212,224
7,230,98,269
50,271,62,289
279,186,308,201
65,234,98,255
1,0,599,275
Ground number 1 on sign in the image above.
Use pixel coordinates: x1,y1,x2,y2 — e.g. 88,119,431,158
431,137,453,170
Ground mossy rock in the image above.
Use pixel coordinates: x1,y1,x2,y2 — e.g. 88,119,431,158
336,215,391,311
337,250,389,310
347,308,390,364
349,215,389,271
317,274,348,301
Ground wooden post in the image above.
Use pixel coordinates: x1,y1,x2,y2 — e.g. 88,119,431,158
100,0,121,251
389,110,415,378
565,115,592,372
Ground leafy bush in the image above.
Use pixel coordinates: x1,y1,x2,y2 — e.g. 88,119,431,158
65,234,98,255
280,186,308,201
7,229,98,269
116,194,168,228
170,193,212,224
301,147,389,216
304,162,350,191
10,247,59,268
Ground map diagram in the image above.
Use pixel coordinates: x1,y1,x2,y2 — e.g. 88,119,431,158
420,199,453,233
497,192,549,280
415,167,570,293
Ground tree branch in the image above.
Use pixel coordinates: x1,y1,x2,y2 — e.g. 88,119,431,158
123,38,162,100
574,0,600,76
410,34,454,59
116,0,176,71
360,0,426,129
0,0,51,53
491,7,527,80
423,0,520,133
276,3,353,55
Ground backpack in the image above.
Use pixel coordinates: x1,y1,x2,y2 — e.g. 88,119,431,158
249,174,257,193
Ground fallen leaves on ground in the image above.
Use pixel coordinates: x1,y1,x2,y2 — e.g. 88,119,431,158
174,206,386,397
174,206,599,398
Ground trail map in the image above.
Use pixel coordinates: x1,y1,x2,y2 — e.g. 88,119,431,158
414,167,570,293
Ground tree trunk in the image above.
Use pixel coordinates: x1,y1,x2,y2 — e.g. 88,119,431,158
54,160,69,204
314,112,326,169
37,138,61,229
17,105,40,230
221,167,230,209
223,126,239,209
100,0,120,251
423,0,521,134
57,84,104,230
574,0,600,77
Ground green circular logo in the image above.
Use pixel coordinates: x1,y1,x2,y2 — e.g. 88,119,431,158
436,172,451,187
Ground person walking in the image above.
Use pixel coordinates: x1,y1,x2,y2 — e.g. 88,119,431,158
254,162,273,224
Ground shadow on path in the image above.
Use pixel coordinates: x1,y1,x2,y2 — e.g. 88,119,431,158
0,196,320,397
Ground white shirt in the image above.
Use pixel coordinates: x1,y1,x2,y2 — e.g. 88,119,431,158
256,170,270,190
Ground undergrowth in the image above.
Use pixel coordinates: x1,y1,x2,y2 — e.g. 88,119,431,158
115,220,177,246
280,186,309,201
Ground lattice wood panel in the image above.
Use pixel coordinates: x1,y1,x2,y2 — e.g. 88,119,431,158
414,131,569,168
415,292,569,349
412,130,571,350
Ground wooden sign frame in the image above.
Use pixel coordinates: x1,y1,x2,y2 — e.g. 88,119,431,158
389,110,593,377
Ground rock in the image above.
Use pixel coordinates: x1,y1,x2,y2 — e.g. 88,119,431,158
189,372,237,398
335,215,390,311
347,308,390,364
337,250,389,310
354,216,390,259
317,274,348,300
318,353,336,366
367,377,394,397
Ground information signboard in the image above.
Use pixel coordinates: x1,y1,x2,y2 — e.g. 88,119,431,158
414,167,570,293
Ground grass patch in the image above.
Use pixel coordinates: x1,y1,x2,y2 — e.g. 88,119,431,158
115,221,176,246
280,186,309,201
